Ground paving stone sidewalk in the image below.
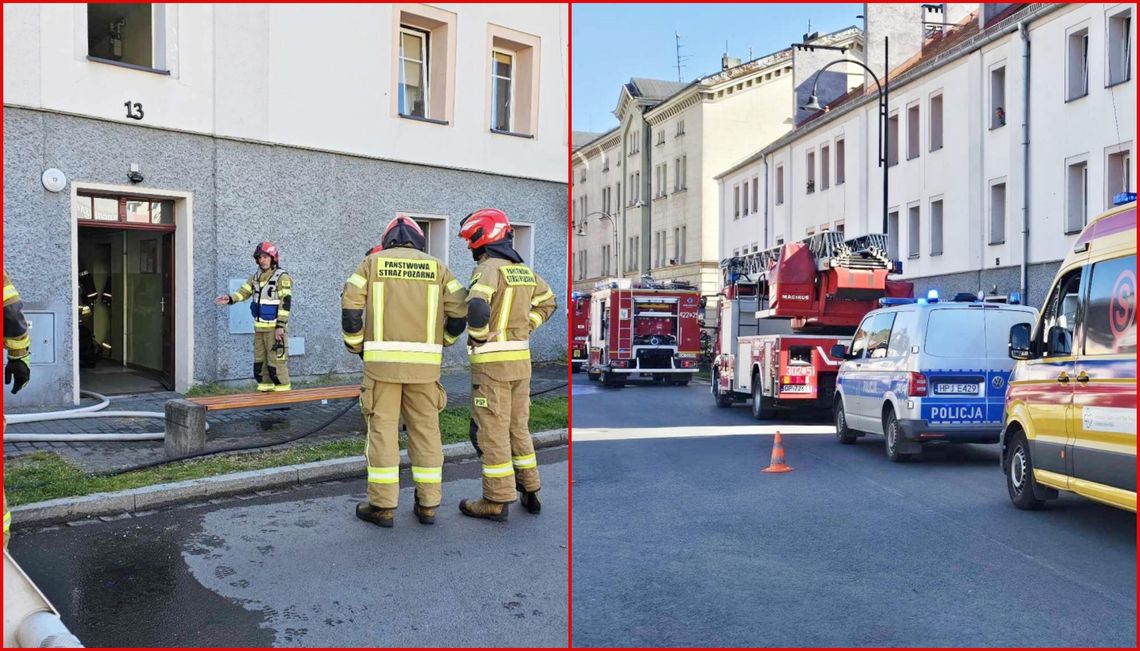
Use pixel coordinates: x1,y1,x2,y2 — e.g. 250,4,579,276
3,365,567,473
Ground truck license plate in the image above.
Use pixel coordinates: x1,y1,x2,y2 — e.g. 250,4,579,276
935,383,979,395
780,385,812,394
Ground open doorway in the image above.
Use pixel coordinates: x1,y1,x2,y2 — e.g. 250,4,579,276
76,193,175,395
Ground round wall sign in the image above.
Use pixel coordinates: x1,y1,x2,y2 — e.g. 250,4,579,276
42,168,67,193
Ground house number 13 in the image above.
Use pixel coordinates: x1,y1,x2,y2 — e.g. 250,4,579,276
124,101,144,120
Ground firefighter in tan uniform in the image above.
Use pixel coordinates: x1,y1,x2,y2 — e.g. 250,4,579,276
342,217,468,527
4,271,33,547
456,208,558,522
214,242,294,392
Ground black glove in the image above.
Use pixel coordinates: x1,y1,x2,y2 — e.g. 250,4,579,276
6,358,30,394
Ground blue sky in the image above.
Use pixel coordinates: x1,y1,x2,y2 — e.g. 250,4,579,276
572,3,863,133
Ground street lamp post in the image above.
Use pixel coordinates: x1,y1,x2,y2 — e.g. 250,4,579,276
577,210,620,279
801,37,890,247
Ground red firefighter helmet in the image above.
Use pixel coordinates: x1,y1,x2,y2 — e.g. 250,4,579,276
253,241,279,265
381,215,426,251
458,208,512,249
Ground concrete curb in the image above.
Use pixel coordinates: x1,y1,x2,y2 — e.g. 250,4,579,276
11,429,568,528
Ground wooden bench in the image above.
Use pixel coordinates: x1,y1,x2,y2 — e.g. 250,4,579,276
189,385,361,411
166,385,362,457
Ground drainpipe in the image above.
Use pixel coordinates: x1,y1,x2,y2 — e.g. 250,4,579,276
1019,21,1031,302
763,154,769,248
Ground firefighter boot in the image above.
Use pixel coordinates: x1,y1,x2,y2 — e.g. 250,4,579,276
459,498,509,522
517,484,541,514
413,489,436,525
355,501,395,528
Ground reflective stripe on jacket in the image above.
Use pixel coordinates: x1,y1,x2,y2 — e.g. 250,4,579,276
3,271,30,359
466,258,557,381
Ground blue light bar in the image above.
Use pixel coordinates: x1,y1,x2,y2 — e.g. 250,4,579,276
878,297,916,307
927,289,940,303
1113,191,1136,206
1009,291,1021,305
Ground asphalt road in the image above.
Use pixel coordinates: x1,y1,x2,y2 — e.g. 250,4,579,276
570,373,1136,647
9,448,568,648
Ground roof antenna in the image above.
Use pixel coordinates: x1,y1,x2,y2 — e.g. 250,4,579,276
674,32,691,82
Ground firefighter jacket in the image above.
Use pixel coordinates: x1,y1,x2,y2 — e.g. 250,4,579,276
341,246,468,384
230,268,292,331
3,272,31,361
466,257,557,381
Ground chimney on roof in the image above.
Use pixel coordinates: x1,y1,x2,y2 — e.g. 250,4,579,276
803,31,820,42
722,54,742,71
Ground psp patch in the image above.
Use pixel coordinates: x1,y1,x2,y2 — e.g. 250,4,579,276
474,397,489,408
375,258,439,281
501,265,537,287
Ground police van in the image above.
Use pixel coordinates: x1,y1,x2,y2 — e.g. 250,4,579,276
1002,197,1136,512
831,293,1038,461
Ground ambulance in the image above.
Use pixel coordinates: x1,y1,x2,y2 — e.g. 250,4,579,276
1001,195,1137,512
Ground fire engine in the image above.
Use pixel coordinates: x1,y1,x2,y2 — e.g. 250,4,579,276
571,291,590,372
587,277,702,387
712,232,913,417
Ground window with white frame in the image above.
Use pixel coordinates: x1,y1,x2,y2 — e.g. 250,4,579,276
488,27,538,135
991,65,1007,127
743,180,750,213
835,138,846,184
821,145,830,190
752,176,759,212
907,204,920,258
399,27,431,118
907,103,920,159
1066,157,1088,233
680,155,688,189
734,185,741,219
87,3,167,71
776,165,785,205
990,181,1007,244
835,220,845,237
806,150,816,192
681,226,687,262
930,199,943,256
673,227,680,263
676,119,686,136
512,222,535,265
661,162,667,196
403,214,449,262
490,50,514,131
1106,145,1133,205
1108,8,1132,85
930,93,944,151
1067,26,1090,100
656,131,665,146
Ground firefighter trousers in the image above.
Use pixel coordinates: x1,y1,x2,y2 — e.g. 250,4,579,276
471,373,540,502
360,378,448,509
253,329,290,390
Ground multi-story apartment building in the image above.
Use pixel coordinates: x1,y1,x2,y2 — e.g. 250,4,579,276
572,27,865,295
3,3,569,406
717,2,1134,308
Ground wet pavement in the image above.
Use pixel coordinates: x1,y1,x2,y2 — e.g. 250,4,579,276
8,447,568,648
4,365,568,473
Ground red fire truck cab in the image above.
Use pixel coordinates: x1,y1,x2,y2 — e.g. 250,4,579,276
587,278,702,387
571,291,590,372
712,233,913,417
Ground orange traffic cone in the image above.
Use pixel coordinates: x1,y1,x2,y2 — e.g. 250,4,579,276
761,431,794,473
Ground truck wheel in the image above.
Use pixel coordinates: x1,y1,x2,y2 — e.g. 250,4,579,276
834,397,857,444
713,373,733,408
883,410,912,462
751,378,769,420
1005,430,1047,510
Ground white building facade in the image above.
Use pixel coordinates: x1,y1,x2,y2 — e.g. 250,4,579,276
572,28,865,295
718,2,1134,308
3,3,569,406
